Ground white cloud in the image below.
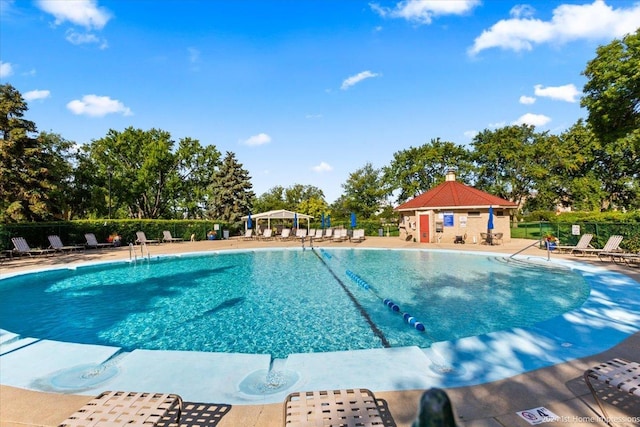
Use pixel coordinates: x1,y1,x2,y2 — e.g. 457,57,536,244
65,29,107,48
371,0,480,25
519,95,536,105
463,130,478,139
513,113,551,127
37,0,111,30
188,47,200,64
67,95,132,117
510,4,536,19
24,89,50,101
469,0,640,55
341,70,380,90
312,162,333,173
488,121,507,129
534,84,581,103
0,61,13,78
242,133,272,146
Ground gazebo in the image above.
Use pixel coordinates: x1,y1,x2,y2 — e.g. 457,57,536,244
241,209,314,234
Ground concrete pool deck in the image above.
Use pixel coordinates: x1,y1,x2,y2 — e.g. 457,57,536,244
1,236,639,426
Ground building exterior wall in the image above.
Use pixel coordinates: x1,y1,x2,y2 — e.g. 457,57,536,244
399,208,513,244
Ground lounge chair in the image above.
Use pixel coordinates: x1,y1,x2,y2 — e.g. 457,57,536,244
242,229,254,240
59,390,183,427
333,229,348,242
350,229,366,243
48,235,84,252
572,235,623,257
85,233,114,249
260,229,273,240
136,231,161,245
555,233,593,254
583,358,640,423
283,389,384,426
279,228,292,240
312,229,324,241
11,237,55,257
295,229,307,239
162,230,184,243
323,228,334,241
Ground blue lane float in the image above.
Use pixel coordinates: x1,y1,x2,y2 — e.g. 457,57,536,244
346,270,426,333
320,249,332,260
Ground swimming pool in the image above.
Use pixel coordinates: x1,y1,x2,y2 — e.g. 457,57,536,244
0,248,589,359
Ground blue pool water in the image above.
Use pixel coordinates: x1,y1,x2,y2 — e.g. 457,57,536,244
0,248,589,359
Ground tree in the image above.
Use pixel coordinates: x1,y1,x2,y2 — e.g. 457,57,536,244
341,163,386,219
582,29,640,209
471,125,548,208
253,186,287,213
382,138,472,204
208,151,254,225
0,84,73,222
86,127,220,219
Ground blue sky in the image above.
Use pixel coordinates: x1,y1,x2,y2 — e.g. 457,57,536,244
1,1,639,203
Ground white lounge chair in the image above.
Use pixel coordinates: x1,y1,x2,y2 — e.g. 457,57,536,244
162,230,184,243
136,231,160,245
333,229,348,242
48,235,83,252
573,235,623,257
323,228,334,241
584,359,640,423
555,233,593,254
85,233,113,249
312,229,324,241
350,229,366,243
279,228,292,240
260,229,273,240
295,229,307,239
11,237,55,257
242,229,254,240
59,390,183,427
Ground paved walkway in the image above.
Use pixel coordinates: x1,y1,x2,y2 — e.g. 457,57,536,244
1,237,639,426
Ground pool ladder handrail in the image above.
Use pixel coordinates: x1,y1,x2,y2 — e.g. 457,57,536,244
140,241,150,260
510,238,551,261
129,242,137,262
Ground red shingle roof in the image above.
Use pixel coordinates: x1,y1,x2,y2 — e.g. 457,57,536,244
395,180,517,211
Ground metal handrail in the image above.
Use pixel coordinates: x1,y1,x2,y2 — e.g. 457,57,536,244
129,243,137,262
510,238,550,260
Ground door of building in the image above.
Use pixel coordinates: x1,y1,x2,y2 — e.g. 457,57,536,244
419,214,430,243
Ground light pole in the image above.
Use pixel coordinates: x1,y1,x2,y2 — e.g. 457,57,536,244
107,166,112,219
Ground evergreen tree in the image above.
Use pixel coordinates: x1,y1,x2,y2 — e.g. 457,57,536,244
208,151,255,225
0,84,72,222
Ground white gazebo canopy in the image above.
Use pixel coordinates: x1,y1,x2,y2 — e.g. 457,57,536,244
241,209,314,231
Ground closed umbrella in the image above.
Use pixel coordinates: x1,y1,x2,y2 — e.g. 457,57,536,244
350,212,356,228
487,206,494,244
247,212,252,229
327,215,331,228
293,213,298,228
321,213,325,229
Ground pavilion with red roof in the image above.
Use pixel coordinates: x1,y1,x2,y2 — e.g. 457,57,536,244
395,170,518,244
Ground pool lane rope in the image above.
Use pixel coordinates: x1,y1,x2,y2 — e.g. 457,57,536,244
311,249,391,348
345,270,430,335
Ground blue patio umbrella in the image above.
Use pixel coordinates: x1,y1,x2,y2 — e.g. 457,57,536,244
293,213,298,228
487,206,494,231
321,213,325,229
327,215,331,228
350,212,356,228
247,212,252,229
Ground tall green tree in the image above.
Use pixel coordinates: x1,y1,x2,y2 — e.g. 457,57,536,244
253,186,287,213
87,127,220,219
581,28,640,209
342,163,386,219
471,125,548,208
208,151,254,224
382,138,472,204
0,84,73,222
